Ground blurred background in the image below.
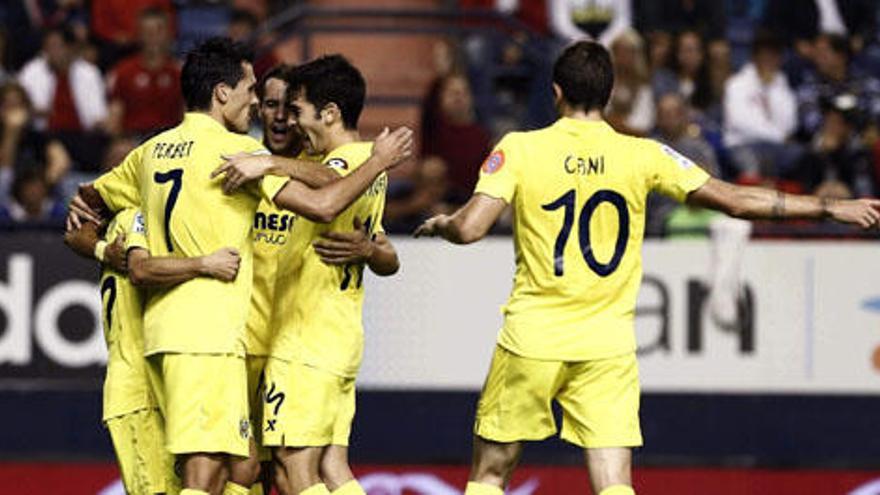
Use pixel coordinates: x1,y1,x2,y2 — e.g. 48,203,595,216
1,0,880,493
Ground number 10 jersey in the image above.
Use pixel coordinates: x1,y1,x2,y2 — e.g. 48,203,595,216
474,118,710,361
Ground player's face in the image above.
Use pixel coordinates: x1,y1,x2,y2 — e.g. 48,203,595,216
260,77,302,154
224,62,258,133
290,89,327,154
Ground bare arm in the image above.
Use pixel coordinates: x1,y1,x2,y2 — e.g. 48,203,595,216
687,178,880,228
216,153,338,191
413,193,508,244
127,247,241,288
313,220,399,276
63,221,127,272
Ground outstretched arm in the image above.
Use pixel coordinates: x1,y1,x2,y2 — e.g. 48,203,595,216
127,247,241,288
687,178,880,228
215,153,338,191
271,127,413,223
414,193,508,244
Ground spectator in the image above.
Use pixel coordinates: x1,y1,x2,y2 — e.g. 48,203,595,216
106,8,183,138
384,156,450,233
0,29,10,84
91,0,174,68
798,94,876,198
0,165,66,224
653,30,719,119
796,33,880,139
18,27,108,133
421,73,492,205
0,83,71,205
227,9,278,78
724,32,800,180
763,0,877,57
647,92,720,236
607,29,654,136
549,0,632,47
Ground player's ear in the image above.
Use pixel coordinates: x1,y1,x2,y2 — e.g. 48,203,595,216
321,102,340,126
215,82,231,105
552,83,563,106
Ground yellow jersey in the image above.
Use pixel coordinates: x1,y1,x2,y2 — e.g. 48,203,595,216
269,142,387,377
94,112,289,357
474,118,710,361
246,151,323,356
100,208,150,420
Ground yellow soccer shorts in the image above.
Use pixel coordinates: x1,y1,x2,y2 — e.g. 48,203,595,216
147,353,250,457
262,357,355,448
246,354,271,462
105,407,175,495
474,346,643,448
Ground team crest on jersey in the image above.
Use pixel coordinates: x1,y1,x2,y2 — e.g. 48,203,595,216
326,158,349,171
482,150,505,174
132,212,146,234
660,144,696,169
239,418,250,439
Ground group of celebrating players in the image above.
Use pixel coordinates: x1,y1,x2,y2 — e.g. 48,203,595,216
63,35,880,495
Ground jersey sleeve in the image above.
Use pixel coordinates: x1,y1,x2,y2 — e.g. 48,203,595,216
648,141,712,203
125,210,148,251
474,133,520,203
94,145,144,212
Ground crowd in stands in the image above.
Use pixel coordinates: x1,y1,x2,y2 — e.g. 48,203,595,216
1,0,879,237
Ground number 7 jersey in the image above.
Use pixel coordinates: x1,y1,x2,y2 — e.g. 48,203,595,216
94,113,288,357
475,118,710,361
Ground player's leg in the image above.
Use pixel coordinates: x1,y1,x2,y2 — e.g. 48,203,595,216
556,352,642,495
466,436,523,494
319,377,362,494
227,356,270,494
272,453,292,495
276,446,326,493
160,353,250,494
466,346,563,493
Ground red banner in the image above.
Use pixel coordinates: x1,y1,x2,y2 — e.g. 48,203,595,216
1,463,879,494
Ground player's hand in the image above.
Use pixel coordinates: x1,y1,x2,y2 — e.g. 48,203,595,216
200,247,241,282
827,198,880,229
413,214,449,238
371,126,414,171
66,192,102,231
211,152,272,194
313,217,374,265
63,222,99,256
105,233,127,273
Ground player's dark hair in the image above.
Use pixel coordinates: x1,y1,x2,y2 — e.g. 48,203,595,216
553,41,614,113
257,63,292,102
180,37,253,112
287,55,365,130
817,33,851,61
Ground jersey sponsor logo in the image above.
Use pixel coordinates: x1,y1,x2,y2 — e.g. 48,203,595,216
661,144,696,169
481,150,505,174
326,158,349,171
254,212,295,232
132,213,146,234
239,418,250,440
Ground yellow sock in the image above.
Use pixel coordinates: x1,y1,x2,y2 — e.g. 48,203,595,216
248,483,265,495
223,482,250,495
331,479,366,495
465,481,504,495
599,486,636,495
300,483,332,495
181,490,210,495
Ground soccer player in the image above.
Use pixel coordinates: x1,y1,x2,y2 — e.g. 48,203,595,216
67,38,412,495
414,41,880,495
218,55,399,495
64,209,242,495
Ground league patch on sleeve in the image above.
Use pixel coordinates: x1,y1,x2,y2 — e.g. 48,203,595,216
660,144,696,169
132,212,146,234
481,150,505,174
326,158,349,171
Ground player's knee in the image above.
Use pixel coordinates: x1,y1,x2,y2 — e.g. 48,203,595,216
471,443,518,485
181,453,227,491
229,456,261,487
318,451,353,489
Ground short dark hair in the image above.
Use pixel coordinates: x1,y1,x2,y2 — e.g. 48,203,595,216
257,63,292,102
287,55,365,130
751,30,783,56
553,41,614,112
180,37,253,111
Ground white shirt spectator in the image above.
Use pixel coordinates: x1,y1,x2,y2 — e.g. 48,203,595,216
723,63,797,148
549,0,631,47
17,56,107,131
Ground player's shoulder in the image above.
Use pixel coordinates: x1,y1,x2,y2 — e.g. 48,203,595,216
323,141,372,173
